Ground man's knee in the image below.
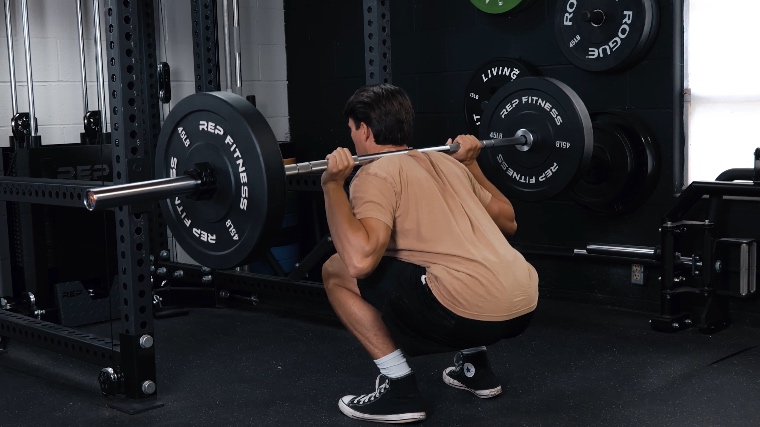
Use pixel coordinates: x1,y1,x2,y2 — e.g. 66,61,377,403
322,253,353,293
322,256,338,291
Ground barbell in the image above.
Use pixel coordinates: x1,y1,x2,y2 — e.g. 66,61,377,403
84,76,594,270
86,133,533,210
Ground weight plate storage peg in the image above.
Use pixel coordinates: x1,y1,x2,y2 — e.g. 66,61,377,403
470,0,529,14
464,58,539,134
555,0,659,72
154,91,286,270
478,77,594,201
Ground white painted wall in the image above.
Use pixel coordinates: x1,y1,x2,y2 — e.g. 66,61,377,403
0,0,289,145
159,0,289,141
0,0,104,145
685,0,760,183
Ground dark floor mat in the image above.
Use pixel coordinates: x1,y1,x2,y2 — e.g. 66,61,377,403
1,299,760,427
596,345,760,427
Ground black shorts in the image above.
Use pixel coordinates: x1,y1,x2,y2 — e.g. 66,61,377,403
357,257,534,357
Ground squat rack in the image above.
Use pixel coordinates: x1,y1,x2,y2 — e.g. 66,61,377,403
0,0,393,414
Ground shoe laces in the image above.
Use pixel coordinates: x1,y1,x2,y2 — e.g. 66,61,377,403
452,351,464,373
352,375,390,405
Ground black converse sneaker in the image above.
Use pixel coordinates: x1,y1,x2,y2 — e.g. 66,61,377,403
338,373,426,423
442,350,502,398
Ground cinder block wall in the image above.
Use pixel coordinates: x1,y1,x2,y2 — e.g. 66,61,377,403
161,0,289,141
0,0,289,144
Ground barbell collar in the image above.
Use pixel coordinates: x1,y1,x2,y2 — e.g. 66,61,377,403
283,130,532,176
183,162,217,201
513,129,534,152
84,175,200,211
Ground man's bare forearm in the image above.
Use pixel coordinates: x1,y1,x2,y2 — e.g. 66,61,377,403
466,161,513,207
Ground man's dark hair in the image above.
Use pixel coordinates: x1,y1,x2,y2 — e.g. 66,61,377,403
343,84,414,146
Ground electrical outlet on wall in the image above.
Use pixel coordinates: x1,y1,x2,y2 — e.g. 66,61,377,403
631,264,645,285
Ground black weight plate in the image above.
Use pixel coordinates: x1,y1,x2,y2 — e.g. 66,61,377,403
465,58,539,135
155,91,286,270
555,0,656,72
592,110,660,212
626,0,660,69
478,77,593,201
571,121,635,211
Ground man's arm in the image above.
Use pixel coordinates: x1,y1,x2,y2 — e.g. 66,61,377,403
321,147,392,278
449,135,517,237
322,182,391,278
465,161,517,237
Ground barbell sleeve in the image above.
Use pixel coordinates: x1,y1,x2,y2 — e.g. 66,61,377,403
84,176,200,211
283,130,531,176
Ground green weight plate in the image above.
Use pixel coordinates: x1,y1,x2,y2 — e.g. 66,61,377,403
470,0,526,14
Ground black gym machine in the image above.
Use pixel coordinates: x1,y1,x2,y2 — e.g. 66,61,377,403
0,0,167,413
517,152,760,334
0,0,119,325
586,157,760,335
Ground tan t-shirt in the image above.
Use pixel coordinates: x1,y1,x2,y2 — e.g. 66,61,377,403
349,150,539,322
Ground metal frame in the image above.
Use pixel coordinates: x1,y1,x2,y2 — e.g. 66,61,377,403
285,172,332,192
155,260,331,306
0,158,13,297
103,0,162,411
0,309,119,365
0,178,101,207
6,148,49,308
0,0,163,413
192,0,221,92
673,0,685,194
364,0,392,84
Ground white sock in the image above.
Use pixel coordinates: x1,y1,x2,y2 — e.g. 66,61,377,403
460,346,487,355
374,349,412,379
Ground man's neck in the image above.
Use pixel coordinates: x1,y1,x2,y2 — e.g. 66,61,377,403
374,144,409,154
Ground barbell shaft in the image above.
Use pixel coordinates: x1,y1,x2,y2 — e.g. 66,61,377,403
76,0,89,116
283,133,529,175
84,131,532,211
85,176,200,211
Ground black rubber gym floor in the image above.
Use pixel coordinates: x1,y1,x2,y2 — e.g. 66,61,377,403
1,298,759,427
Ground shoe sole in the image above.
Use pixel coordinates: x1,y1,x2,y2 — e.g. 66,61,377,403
338,400,426,424
442,368,502,399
